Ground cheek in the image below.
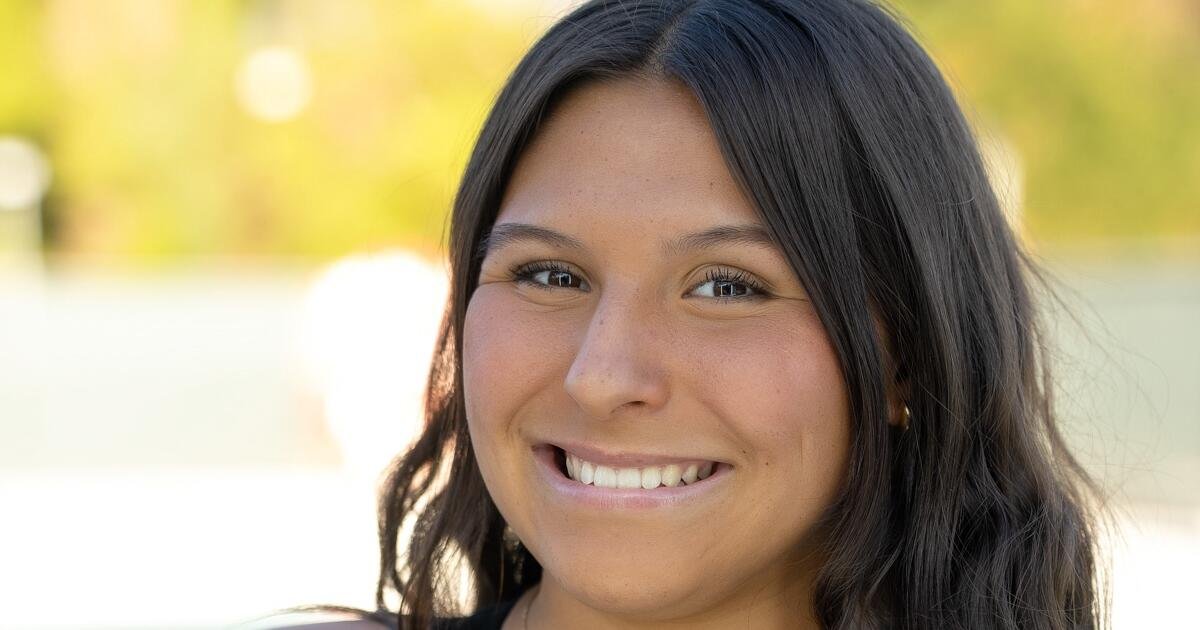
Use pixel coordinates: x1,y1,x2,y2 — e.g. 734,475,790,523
462,288,576,455
465,288,570,382
462,289,526,512
463,290,521,434
683,315,850,497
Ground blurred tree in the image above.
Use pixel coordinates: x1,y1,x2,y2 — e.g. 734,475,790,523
897,0,1200,249
0,0,1195,263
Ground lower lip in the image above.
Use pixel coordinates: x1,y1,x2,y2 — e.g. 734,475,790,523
532,445,733,510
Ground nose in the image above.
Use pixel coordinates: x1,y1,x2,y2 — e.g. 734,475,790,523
563,292,670,419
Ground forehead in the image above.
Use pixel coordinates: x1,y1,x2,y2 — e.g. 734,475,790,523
496,77,762,231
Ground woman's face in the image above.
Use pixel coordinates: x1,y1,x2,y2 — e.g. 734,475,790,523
463,78,851,625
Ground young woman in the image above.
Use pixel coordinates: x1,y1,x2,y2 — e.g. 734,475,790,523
279,0,1103,628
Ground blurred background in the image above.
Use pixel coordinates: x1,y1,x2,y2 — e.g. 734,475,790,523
0,0,1195,627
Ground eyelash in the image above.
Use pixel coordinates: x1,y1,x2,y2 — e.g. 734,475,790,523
699,266,769,302
508,261,769,302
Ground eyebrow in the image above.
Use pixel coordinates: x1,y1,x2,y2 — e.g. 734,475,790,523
478,221,777,260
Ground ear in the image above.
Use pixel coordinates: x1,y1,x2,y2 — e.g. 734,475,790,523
885,366,911,428
873,316,910,428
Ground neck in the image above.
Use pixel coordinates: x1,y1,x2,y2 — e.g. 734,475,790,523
522,566,820,630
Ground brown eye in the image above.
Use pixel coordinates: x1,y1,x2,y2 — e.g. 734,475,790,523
689,267,767,301
512,261,590,291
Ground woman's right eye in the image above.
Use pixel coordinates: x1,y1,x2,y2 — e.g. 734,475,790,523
511,261,590,291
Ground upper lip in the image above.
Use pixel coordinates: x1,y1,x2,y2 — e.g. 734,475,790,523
540,439,727,469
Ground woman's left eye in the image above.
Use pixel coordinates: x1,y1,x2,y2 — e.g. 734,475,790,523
689,267,768,301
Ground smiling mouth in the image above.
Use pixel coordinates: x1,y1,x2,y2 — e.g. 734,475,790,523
551,445,723,490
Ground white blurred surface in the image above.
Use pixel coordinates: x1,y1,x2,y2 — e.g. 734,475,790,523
0,470,378,629
1107,503,1200,629
299,251,448,480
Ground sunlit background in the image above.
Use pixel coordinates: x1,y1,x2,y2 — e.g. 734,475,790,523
0,0,1196,628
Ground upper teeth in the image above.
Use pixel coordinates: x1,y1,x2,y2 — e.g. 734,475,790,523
564,452,715,489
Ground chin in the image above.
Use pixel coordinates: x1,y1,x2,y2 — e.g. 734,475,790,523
563,577,703,619
536,543,721,619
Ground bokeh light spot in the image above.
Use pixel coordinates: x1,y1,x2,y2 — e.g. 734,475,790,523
0,137,51,211
234,46,313,123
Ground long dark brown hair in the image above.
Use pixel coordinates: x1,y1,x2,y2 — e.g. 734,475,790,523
287,1,1105,628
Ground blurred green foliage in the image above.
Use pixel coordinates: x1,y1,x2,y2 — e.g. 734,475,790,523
0,0,1196,264
896,0,1200,250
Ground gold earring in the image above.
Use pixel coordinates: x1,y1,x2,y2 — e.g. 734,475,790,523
503,523,526,584
503,523,522,553
900,404,912,431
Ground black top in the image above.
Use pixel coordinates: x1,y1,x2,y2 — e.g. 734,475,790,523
434,599,518,629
